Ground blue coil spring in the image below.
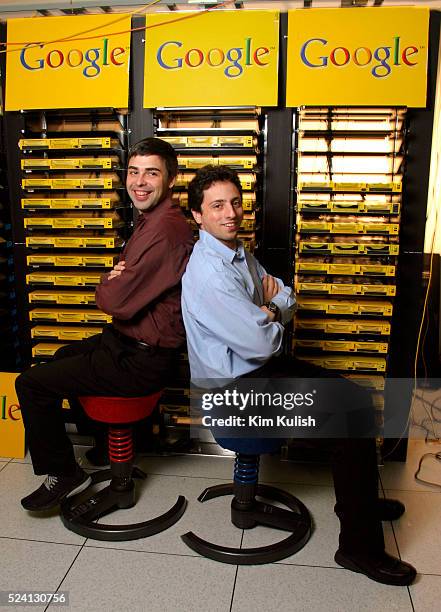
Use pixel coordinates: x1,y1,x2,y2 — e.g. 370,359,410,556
234,454,259,484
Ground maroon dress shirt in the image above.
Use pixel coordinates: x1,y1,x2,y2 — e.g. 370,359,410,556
95,195,194,348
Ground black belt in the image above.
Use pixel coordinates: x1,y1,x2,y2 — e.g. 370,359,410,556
112,327,153,351
111,326,176,355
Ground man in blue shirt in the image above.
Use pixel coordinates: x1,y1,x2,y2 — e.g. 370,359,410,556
181,164,416,586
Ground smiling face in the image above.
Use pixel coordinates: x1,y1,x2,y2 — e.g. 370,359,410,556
126,154,175,212
191,180,243,249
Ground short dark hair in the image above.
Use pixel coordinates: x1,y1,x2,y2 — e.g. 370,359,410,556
128,137,178,179
188,165,243,213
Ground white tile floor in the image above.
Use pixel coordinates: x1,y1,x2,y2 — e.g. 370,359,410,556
1,439,441,612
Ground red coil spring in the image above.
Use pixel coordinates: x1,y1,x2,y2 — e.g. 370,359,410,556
108,427,134,463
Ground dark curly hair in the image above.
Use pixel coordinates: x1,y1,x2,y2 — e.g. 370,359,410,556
128,137,178,179
188,165,243,213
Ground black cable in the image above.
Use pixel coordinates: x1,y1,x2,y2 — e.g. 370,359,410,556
414,451,441,488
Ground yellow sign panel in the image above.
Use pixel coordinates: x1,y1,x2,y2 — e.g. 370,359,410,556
6,15,131,110
286,7,429,107
0,373,25,459
144,10,279,107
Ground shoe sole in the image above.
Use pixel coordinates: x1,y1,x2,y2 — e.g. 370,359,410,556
22,476,92,512
334,552,416,586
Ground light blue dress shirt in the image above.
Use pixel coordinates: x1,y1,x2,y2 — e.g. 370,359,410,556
181,230,296,384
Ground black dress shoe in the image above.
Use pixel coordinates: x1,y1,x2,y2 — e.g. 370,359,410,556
335,550,416,586
377,498,405,521
21,466,92,512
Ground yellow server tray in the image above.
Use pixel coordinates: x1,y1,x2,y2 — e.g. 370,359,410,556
20,137,117,149
24,217,123,230
31,326,101,340
21,159,51,170
219,156,256,169
26,236,123,249
21,158,116,170
22,178,115,190
19,139,50,150
164,135,255,148
296,354,386,372
32,343,66,357
179,156,256,170
241,219,256,231
26,272,101,286
296,281,396,297
27,254,117,267
186,136,218,147
299,182,401,193
22,179,52,188
50,137,115,149
51,178,114,189
238,174,256,190
298,241,399,256
295,261,396,276
330,182,402,193
293,339,388,353
296,297,393,316
343,374,385,390
298,221,399,235
29,309,111,323
174,172,255,190
218,135,255,147
367,182,402,193
22,198,113,210
29,291,96,305
297,201,401,214
242,193,256,211
295,317,390,335
162,136,188,147
179,157,216,169
298,182,333,192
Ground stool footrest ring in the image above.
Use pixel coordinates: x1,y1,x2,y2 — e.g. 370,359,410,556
182,483,311,565
61,469,187,541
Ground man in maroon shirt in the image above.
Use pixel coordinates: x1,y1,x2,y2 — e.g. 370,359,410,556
17,138,194,512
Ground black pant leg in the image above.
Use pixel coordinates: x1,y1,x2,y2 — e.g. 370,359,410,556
16,327,174,476
251,355,384,552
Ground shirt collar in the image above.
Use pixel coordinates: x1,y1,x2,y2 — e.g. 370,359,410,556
199,230,244,264
136,194,174,223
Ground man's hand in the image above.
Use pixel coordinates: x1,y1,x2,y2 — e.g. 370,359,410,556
262,275,279,304
108,260,126,280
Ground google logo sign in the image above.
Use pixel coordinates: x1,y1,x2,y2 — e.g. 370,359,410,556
156,38,271,78
300,36,419,78
20,38,127,78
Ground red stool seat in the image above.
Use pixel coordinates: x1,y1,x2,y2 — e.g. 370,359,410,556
61,389,186,541
79,392,162,424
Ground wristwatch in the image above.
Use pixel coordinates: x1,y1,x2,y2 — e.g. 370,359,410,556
265,301,280,320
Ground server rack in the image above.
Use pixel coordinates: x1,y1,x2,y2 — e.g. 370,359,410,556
6,110,130,366
153,106,265,450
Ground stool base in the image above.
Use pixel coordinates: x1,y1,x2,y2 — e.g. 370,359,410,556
181,483,311,565
61,468,186,542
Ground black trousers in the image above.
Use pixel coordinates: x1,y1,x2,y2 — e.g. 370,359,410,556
242,355,385,554
16,325,177,477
